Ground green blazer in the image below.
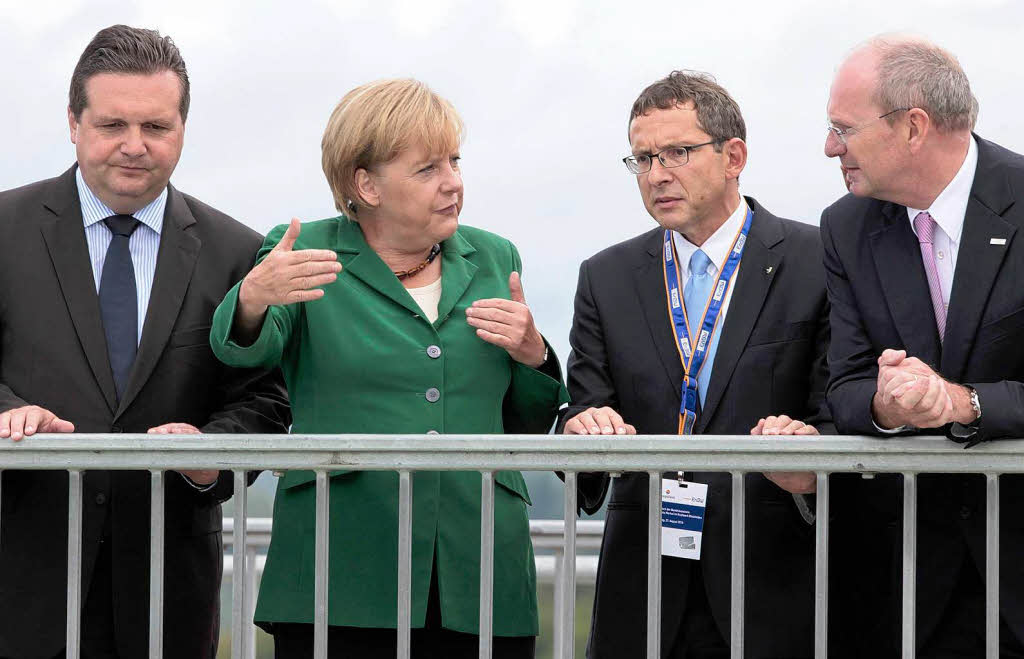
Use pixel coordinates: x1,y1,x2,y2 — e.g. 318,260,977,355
210,216,568,636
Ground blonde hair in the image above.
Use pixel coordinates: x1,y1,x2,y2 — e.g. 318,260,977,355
321,78,464,214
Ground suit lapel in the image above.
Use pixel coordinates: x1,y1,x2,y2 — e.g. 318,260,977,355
941,148,1016,379
634,229,684,401
435,230,478,327
336,219,427,318
869,203,942,367
696,200,780,432
116,186,200,417
38,167,118,414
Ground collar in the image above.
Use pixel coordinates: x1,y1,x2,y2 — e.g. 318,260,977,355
76,167,166,235
673,194,748,277
906,135,978,244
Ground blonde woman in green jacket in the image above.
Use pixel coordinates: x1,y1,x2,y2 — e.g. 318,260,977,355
209,79,567,658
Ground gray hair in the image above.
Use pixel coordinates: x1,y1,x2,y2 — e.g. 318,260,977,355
69,25,190,121
629,70,746,148
869,36,978,133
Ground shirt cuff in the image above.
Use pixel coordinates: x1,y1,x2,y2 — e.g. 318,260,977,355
792,493,816,525
872,418,908,434
181,473,218,492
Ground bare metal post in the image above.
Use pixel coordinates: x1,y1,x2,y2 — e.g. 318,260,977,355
149,471,165,659
397,471,413,659
986,473,999,659
814,473,829,659
902,472,917,657
479,472,495,659
245,545,258,659
730,471,745,659
561,472,578,659
66,469,84,659
314,471,330,659
647,471,661,659
232,471,247,659
552,546,565,659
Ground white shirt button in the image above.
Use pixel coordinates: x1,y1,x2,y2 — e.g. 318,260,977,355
937,251,945,260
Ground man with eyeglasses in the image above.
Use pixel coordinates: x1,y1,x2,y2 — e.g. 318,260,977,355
822,35,1024,657
560,70,849,658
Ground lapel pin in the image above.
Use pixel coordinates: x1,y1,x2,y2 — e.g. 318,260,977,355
765,266,773,274
991,238,1007,245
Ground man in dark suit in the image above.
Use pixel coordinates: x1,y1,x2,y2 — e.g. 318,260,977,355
561,71,840,658
0,25,290,659
822,35,1024,657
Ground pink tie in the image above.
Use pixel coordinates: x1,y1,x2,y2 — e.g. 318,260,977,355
913,211,947,341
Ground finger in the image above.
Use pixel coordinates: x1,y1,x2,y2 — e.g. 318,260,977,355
42,415,75,433
896,378,928,409
750,418,766,435
878,349,906,367
287,259,344,279
464,306,518,325
9,410,26,441
624,424,637,435
508,271,527,304
467,317,515,337
761,415,780,434
917,376,945,414
795,424,819,435
591,409,619,435
23,408,46,436
474,328,514,350
285,289,326,304
471,298,521,313
0,411,10,438
779,420,805,435
886,373,919,401
274,217,302,252
576,411,601,435
292,273,339,291
603,409,629,435
564,417,587,435
286,248,341,264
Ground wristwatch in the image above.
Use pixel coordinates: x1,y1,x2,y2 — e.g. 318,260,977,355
965,385,982,426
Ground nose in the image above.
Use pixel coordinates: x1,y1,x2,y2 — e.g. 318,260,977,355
824,130,846,158
120,126,146,157
647,157,673,185
440,161,463,194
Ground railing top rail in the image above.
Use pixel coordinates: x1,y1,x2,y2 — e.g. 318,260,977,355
2,434,1024,473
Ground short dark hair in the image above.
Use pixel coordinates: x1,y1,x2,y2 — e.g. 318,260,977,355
629,70,746,147
69,24,190,121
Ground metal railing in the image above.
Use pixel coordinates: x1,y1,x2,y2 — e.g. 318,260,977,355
2,434,1022,659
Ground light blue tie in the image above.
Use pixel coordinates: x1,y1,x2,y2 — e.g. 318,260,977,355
683,249,721,408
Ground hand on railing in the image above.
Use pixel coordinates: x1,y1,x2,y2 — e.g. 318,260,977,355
0,405,75,441
751,415,817,494
562,406,637,435
148,422,218,485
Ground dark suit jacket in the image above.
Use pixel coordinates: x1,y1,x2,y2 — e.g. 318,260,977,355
562,198,844,658
821,136,1024,652
0,166,290,659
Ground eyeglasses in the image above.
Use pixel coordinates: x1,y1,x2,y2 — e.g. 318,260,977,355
623,139,724,174
826,108,910,145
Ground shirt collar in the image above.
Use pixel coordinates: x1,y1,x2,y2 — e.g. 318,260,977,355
906,135,978,245
673,194,748,278
76,167,166,235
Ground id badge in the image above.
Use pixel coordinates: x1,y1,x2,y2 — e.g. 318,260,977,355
661,479,708,560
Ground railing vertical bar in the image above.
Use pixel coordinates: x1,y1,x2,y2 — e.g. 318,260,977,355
646,470,661,659
149,471,165,659
231,470,247,659
314,470,330,659
552,547,565,659
66,469,83,659
814,472,829,659
245,546,258,659
397,470,413,659
902,472,917,657
986,473,999,659
730,471,745,659
479,471,495,659
561,472,578,659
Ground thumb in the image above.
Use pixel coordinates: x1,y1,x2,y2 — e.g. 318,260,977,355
45,416,75,433
878,348,906,367
275,217,302,252
509,271,526,304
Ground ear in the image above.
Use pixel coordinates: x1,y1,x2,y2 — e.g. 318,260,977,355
906,108,930,153
353,168,380,209
722,137,747,181
68,107,79,144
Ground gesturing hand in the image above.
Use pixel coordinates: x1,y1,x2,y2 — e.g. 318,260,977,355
0,405,75,441
466,272,547,367
238,218,342,320
148,422,218,486
872,349,960,429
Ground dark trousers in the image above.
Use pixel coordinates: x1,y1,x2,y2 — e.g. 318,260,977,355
272,561,535,659
667,567,729,659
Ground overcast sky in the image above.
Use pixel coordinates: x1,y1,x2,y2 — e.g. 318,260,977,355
2,0,1023,367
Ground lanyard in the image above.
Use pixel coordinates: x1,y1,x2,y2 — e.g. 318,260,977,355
662,204,753,434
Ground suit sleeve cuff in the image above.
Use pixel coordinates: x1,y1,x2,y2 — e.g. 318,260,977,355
180,472,218,492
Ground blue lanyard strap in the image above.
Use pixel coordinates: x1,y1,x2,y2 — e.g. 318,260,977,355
661,205,753,434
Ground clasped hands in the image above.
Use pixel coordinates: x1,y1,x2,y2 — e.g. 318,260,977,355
0,409,217,485
563,406,817,494
871,348,977,430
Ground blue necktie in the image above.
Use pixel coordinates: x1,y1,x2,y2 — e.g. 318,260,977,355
99,215,140,400
683,249,721,408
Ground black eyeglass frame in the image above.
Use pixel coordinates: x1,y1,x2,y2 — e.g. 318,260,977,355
622,139,726,174
826,108,911,145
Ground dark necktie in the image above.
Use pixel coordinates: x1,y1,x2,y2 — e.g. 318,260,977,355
99,214,140,400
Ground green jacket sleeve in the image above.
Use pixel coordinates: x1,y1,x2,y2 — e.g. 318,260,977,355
501,241,570,434
210,224,302,370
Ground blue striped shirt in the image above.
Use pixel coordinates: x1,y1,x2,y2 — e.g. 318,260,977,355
76,169,165,346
